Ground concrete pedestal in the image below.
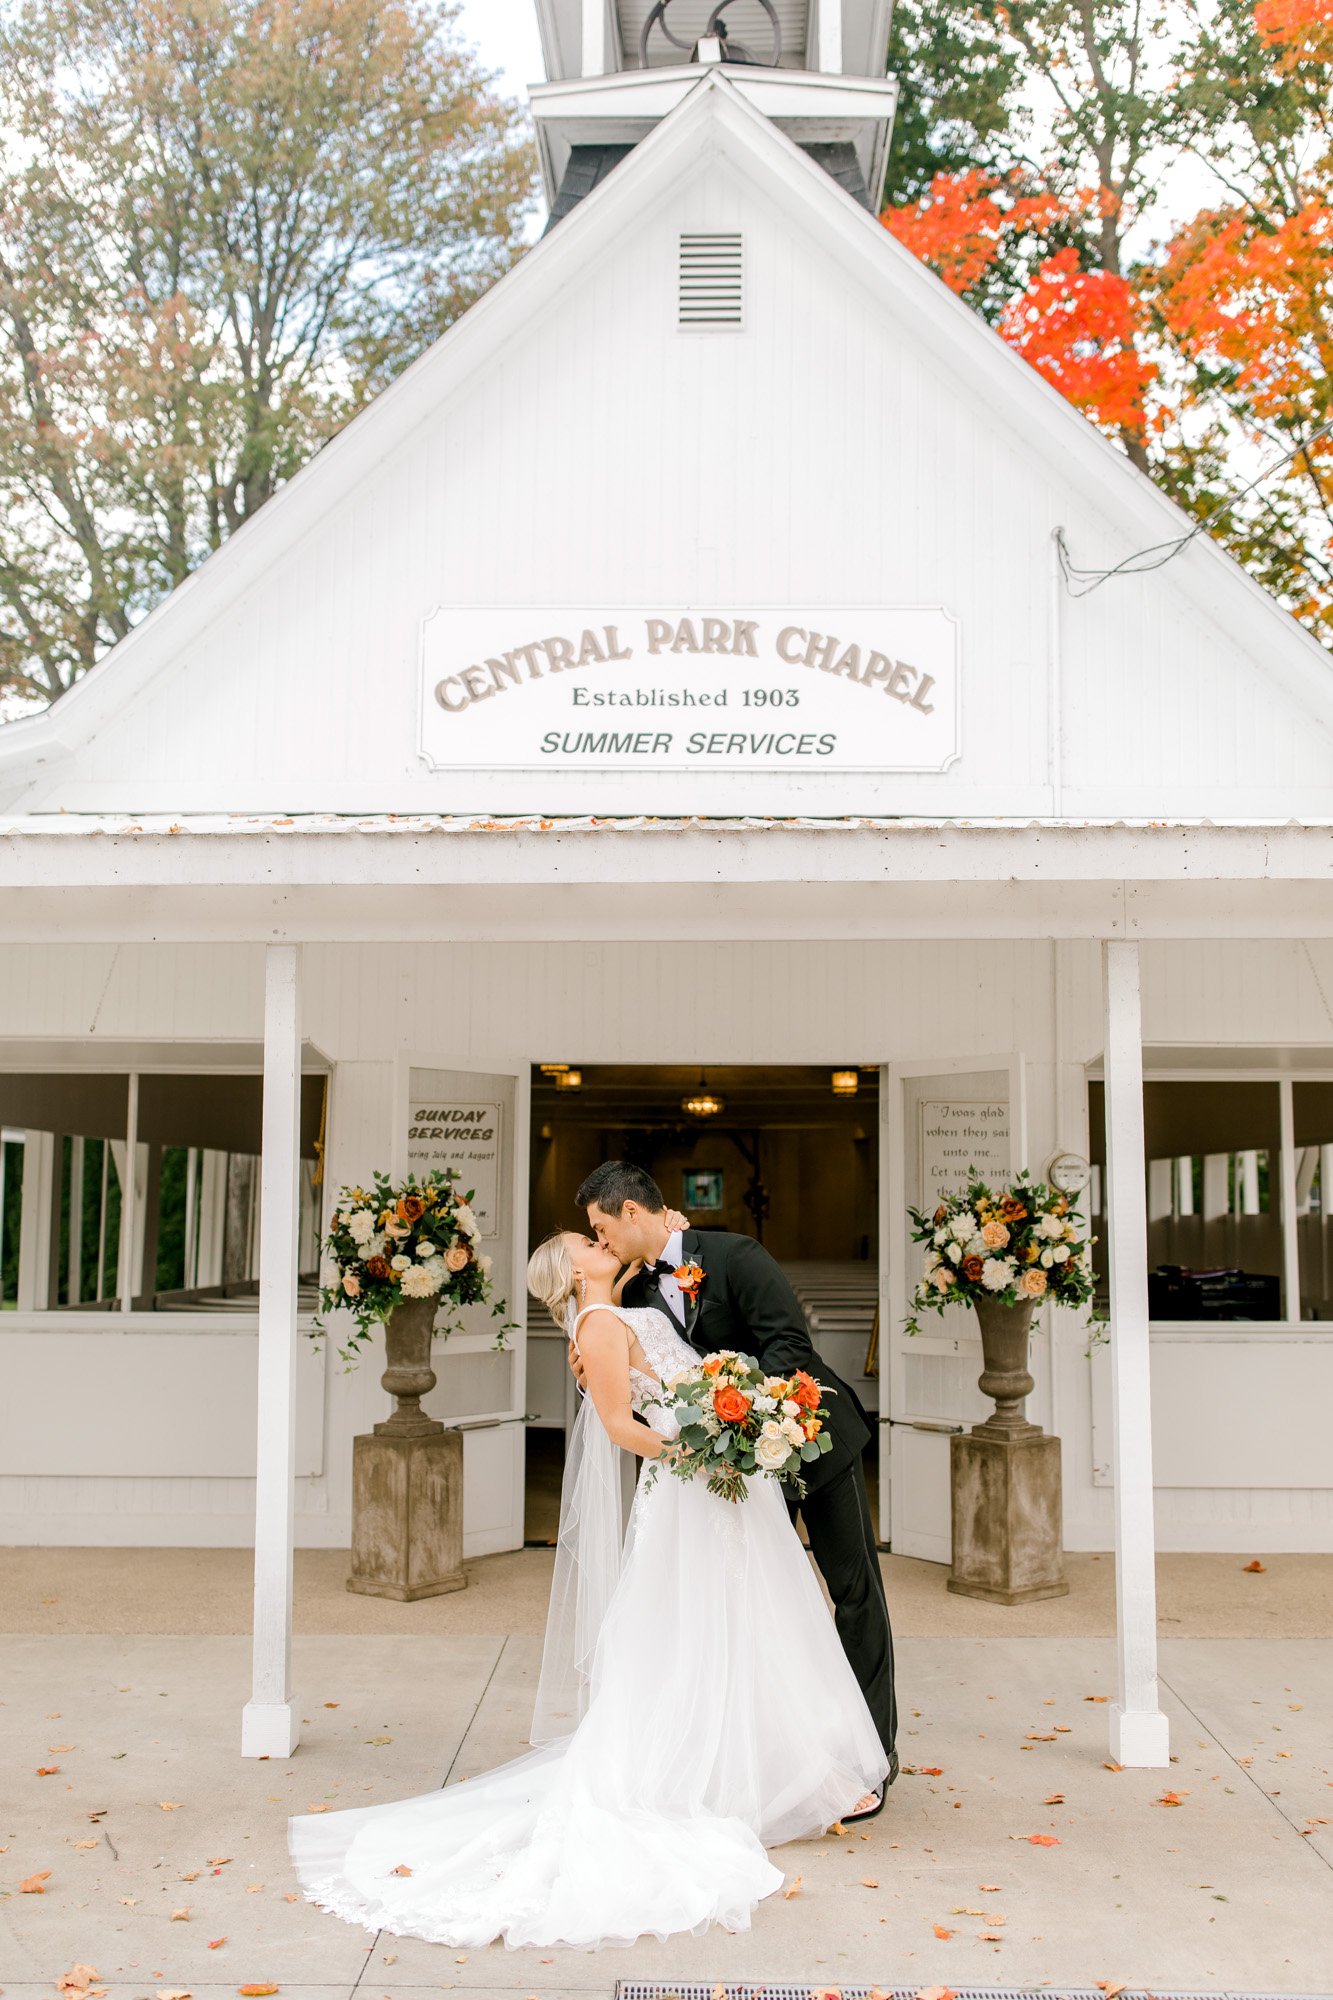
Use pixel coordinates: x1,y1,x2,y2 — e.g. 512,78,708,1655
347,1427,466,1601
948,1427,1069,1604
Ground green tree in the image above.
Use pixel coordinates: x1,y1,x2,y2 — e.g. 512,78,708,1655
0,0,537,706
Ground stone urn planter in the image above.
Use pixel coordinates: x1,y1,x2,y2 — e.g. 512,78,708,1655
347,1297,465,1600
948,1294,1068,1605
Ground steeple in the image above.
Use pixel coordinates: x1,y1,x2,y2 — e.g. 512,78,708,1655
531,1,898,224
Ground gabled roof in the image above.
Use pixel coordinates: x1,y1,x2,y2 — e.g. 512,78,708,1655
1,66,1329,817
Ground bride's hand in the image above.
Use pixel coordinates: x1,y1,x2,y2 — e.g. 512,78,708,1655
663,1208,689,1235
566,1337,588,1389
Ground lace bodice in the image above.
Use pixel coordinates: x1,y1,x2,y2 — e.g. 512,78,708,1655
572,1303,697,1437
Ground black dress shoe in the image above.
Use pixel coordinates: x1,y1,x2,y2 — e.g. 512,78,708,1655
886,1747,900,1786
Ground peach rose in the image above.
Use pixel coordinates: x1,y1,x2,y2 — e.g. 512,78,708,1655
1019,1267,1048,1297
445,1245,469,1272
342,1273,361,1297
980,1219,1010,1250
713,1386,751,1425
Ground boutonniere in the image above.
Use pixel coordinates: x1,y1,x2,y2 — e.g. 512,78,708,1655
674,1260,705,1306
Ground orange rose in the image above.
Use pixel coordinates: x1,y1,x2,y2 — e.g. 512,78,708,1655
397,1195,425,1224
961,1253,985,1282
999,1193,1028,1223
363,1256,391,1280
790,1370,821,1411
932,1204,948,1224
702,1355,725,1376
713,1386,751,1425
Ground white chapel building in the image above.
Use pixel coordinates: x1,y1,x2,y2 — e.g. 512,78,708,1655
2,0,1333,1766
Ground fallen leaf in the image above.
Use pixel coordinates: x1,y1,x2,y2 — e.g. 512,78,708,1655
119,1895,138,1906
71,1840,98,1850
49,1745,75,1754
237,1987,280,1996
283,1892,298,1902
1044,1793,1066,1805
979,1883,1002,1891
1084,1695,1109,1703
364,1736,393,1746
57,1968,101,1995
158,1990,192,2000
180,1871,200,1882
1053,1725,1072,1733
170,1907,190,1921
304,1803,331,1813
980,1932,1005,1942
19,1871,51,1893
208,1940,226,1951
36,1766,61,1776
1242,1560,1266,1573
933,1925,955,1939
952,1906,986,1915
1026,1734,1058,1742
860,1877,879,1888
782,1873,803,1898
1155,1792,1188,1808
208,1856,233,1866
323,1702,339,1709
390,1864,412,1876
382,1956,397,1966
915,1989,957,2000
1026,1834,1060,1846
1104,1761,1123,1771
245,1882,264,1893
920,1765,944,1776
157,1801,183,1811
1096,1986,1128,1997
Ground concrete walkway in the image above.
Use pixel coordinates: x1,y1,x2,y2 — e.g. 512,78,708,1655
3,1552,1332,1997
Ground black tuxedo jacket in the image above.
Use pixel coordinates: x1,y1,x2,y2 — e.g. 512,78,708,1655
620,1226,871,1494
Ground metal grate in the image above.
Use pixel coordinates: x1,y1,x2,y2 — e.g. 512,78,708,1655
618,1987,1333,2000
678,232,744,328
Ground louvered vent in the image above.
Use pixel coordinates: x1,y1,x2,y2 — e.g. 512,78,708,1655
678,232,744,328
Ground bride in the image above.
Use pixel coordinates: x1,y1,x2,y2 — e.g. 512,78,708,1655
288,1228,889,1950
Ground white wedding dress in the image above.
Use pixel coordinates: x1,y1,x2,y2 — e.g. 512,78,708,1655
288,1303,888,1950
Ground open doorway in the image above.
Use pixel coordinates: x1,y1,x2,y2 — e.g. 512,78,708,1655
522,1063,880,1542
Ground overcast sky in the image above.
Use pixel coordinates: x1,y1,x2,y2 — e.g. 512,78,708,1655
455,1,547,97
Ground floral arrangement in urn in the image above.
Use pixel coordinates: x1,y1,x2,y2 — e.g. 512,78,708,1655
905,1172,1097,1333
314,1167,508,1364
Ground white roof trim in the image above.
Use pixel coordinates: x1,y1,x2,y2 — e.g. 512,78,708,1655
2,67,1330,791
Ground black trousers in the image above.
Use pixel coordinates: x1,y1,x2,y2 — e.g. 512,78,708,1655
789,1458,898,1761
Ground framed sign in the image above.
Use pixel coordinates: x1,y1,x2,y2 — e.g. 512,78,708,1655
918,1098,1010,1206
406,1091,502,1238
419,604,960,776
682,1168,724,1210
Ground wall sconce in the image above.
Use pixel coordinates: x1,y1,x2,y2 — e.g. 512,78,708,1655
831,1070,859,1097
554,1069,582,1091
539,1063,570,1075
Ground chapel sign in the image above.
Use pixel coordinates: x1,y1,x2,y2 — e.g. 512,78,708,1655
418,605,959,774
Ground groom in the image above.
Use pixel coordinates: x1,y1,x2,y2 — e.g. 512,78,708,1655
574,1159,899,1815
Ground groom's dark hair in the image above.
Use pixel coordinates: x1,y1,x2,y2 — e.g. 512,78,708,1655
576,1160,666,1215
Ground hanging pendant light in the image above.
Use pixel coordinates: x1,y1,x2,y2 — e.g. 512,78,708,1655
681,1071,724,1118
831,1069,859,1097
553,1068,583,1091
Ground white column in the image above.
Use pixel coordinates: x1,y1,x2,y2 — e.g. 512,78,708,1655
814,0,843,71
581,0,607,74
17,1130,53,1310
68,1135,85,1305
116,1074,139,1311
1101,942,1170,1768
241,944,304,1759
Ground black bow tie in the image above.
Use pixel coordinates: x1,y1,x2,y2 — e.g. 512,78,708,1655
650,1257,678,1276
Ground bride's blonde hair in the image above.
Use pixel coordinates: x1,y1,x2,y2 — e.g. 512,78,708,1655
527,1230,578,1331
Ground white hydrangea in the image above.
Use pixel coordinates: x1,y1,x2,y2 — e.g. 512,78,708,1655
933,1226,949,1247
948,1212,977,1243
455,1205,479,1239
753,1394,777,1413
346,1209,376,1245
1039,1212,1066,1239
981,1257,1015,1291
420,1257,449,1290
399,1263,441,1298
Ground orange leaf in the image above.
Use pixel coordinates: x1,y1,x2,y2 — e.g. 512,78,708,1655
390,1863,413,1876
49,1744,75,1753
1243,1559,1266,1572
860,1876,880,1888
782,1873,803,1898
1097,1986,1128,1997
208,1940,226,1950
980,1932,1005,1942
237,1988,280,1996
1155,1791,1187,1807
1044,1793,1066,1805
170,1907,190,1921
20,1869,52,1892
915,1989,957,2000
1104,1761,1123,1771
158,1990,192,2000
36,1766,60,1776
304,1803,331,1813
933,1924,955,1939
157,1801,183,1811
322,1702,339,1709
920,1765,944,1775
71,1840,98,1850
1026,1733,1058,1742
1027,1834,1060,1846
1084,1695,1110,1702
57,1968,101,1994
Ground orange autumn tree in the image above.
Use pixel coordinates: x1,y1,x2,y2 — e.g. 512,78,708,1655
1146,0,1333,638
883,173,1161,449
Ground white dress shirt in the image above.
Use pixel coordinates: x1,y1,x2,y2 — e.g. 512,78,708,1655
651,1228,686,1325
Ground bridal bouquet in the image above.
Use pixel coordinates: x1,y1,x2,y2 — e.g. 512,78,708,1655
659,1351,833,1503
314,1167,508,1361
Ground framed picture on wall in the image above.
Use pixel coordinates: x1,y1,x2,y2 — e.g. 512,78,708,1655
682,1168,724,1210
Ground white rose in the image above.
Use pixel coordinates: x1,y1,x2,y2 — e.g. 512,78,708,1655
1052,1243,1070,1263
399,1263,439,1298
391,1254,411,1272
949,1213,977,1243
946,1243,963,1265
755,1432,792,1471
1040,1213,1066,1239
760,1419,784,1439
416,1240,436,1258
781,1398,800,1417
933,1227,949,1247
781,1416,805,1445
981,1257,1013,1291
347,1209,375,1245
478,1253,492,1275
1040,1248,1055,1268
